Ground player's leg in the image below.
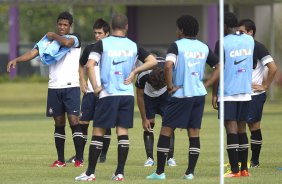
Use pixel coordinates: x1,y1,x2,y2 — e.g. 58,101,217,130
75,127,106,181
143,119,155,166
167,131,176,166
111,96,134,181
51,115,67,167
184,96,205,179
238,121,249,175
47,88,67,167
248,122,261,167
65,87,84,166
100,128,111,163
247,93,266,167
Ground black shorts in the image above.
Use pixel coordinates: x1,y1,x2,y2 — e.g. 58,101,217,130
46,87,80,117
93,96,134,128
219,101,250,121
247,93,266,123
162,96,205,129
80,92,98,121
144,91,169,119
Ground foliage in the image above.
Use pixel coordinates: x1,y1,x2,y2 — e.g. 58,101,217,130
0,4,126,43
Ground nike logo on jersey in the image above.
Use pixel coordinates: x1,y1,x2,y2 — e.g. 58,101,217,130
188,62,200,67
113,60,126,65
234,58,247,65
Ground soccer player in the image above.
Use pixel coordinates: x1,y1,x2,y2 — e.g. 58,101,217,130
213,12,255,177
75,14,157,181
238,19,277,168
67,18,112,164
146,14,220,180
135,56,177,167
7,11,84,167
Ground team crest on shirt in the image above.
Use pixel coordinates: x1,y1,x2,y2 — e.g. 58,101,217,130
49,107,53,114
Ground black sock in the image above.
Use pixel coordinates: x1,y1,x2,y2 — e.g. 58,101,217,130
115,135,129,175
238,133,249,171
186,137,200,175
250,129,262,164
54,126,65,162
143,125,154,159
80,124,89,160
227,133,239,173
167,133,175,159
86,136,103,176
156,134,170,175
101,128,111,156
70,124,84,162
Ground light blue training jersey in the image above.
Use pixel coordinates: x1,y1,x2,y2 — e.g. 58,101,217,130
100,36,138,95
35,34,79,65
223,33,254,96
172,39,209,97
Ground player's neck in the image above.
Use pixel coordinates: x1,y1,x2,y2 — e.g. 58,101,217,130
112,30,126,37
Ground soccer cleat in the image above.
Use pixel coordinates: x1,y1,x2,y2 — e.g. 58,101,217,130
240,170,250,176
75,172,96,181
250,161,259,168
146,172,166,180
144,157,154,167
99,154,107,163
74,160,83,167
224,171,241,178
111,174,124,181
167,158,177,166
183,173,194,180
50,160,66,167
66,155,76,163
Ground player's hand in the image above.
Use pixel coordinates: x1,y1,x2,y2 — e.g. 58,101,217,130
46,32,55,40
124,71,136,85
94,86,103,97
80,79,88,94
167,86,180,95
142,119,151,132
212,95,218,110
7,60,17,73
252,83,266,92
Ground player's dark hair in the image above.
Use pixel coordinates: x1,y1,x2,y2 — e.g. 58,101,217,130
57,11,73,25
93,18,111,34
238,19,256,37
148,66,166,90
111,14,128,30
224,12,238,28
176,15,199,37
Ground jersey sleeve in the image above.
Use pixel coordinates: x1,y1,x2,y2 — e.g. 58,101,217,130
79,44,93,66
166,42,178,63
88,40,103,63
254,41,273,66
136,45,150,63
135,72,149,89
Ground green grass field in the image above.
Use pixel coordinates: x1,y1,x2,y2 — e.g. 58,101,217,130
0,82,282,184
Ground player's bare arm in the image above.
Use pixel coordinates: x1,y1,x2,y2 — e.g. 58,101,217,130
252,61,278,92
7,49,39,73
124,54,157,85
46,32,75,48
136,88,151,131
204,63,220,88
86,59,102,96
79,64,88,94
164,60,179,94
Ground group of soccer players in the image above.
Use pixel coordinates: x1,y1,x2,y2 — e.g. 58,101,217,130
6,10,277,181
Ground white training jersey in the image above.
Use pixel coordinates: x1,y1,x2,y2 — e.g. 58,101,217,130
251,40,274,96
48,35,81,89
